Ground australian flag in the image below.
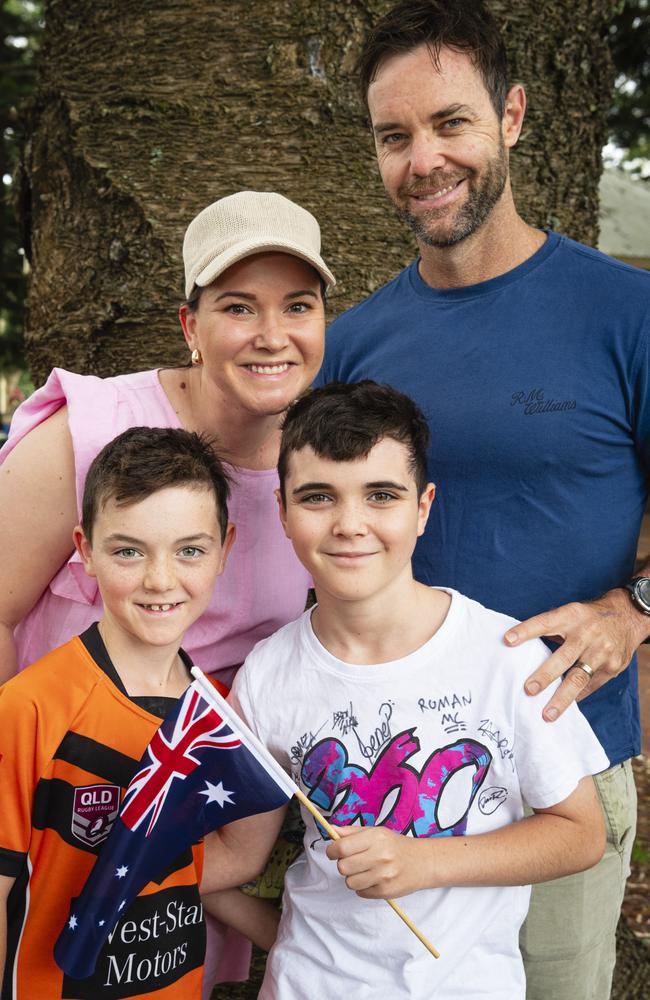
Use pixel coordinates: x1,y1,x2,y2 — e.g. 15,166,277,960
54,677,291,979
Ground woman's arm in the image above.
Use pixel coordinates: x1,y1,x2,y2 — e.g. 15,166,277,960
327,776,606,899
0,407,78,680
0,874,16,983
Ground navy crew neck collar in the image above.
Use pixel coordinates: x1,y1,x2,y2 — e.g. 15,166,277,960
408,230,561,301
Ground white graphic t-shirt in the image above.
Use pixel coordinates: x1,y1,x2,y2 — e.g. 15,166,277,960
231,589,608,1000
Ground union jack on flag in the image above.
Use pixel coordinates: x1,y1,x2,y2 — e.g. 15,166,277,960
121,687,241,836
55,676,292,981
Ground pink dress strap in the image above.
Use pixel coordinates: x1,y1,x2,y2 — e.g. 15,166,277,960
4,367,180,511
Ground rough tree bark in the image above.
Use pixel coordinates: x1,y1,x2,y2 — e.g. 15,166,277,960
21,0,618,383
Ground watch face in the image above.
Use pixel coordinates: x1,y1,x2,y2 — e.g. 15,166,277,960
634,578,650,612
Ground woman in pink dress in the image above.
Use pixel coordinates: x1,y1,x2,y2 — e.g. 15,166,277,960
0,190,334,993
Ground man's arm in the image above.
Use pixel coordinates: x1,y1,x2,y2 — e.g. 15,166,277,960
326,776,605,899
503,574,650,721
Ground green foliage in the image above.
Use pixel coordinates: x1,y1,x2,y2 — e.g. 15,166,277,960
630,838,649,866
1,0,41,370
608,1,650,171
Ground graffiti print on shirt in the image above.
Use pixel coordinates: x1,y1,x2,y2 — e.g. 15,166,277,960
301,727,492,839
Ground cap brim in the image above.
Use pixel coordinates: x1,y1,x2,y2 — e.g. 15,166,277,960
193,238,336,296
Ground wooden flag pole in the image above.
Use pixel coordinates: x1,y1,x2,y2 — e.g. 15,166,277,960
293,786,440,960
190,667,440,960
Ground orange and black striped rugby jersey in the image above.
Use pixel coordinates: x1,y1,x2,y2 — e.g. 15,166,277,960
0,629,228,999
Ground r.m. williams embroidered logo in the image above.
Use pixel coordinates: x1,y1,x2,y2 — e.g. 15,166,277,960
72,783,120,846
511,389,576,415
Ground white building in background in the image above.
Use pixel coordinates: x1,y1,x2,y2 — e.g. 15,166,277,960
599,168,650,270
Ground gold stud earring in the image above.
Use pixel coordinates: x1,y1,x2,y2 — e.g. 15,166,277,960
191,348,203,366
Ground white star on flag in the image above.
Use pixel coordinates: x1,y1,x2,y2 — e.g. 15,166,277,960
118,900,126,911
199,779,235,808
68,914,78,930
98,920,105,927
115,865,129,879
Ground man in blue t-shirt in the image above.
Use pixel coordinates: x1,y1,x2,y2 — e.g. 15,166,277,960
317,2,650,998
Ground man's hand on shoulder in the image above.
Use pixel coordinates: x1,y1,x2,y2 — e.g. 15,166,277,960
504,587,650,720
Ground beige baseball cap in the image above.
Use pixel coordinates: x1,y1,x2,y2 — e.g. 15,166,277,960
182,191,336,299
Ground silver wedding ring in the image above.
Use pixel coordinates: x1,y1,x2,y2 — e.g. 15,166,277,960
572,659,594,679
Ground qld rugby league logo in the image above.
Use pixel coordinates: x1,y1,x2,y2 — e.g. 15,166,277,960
72,783,120,846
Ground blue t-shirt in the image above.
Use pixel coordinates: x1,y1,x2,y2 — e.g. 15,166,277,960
317,231,650,764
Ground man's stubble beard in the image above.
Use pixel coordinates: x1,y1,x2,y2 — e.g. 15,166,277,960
394,140,509,249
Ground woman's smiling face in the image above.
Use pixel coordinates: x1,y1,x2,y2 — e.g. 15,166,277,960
181,252,326,419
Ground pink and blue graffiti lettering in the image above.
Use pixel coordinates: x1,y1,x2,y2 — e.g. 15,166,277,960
301,730,491,838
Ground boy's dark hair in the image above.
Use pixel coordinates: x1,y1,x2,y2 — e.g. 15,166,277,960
82,427,230,542
278,381,430,501
357,0,509,119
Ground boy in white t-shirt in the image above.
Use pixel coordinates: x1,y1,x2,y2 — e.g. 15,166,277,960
203,381,608,999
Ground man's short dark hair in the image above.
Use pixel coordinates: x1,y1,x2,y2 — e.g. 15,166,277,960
82,427,230,542
278,381,430,501
358,0,509,118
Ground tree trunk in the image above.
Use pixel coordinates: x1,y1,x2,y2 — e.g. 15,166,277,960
22,0,618,383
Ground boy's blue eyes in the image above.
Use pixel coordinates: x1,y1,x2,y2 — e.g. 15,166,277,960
299,492,398,505
112,547,204,558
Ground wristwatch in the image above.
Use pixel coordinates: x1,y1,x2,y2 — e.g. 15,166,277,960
625,575,650,613
624,576,650,642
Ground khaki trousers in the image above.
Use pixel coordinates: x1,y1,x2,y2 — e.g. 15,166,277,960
520,759,637,1000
